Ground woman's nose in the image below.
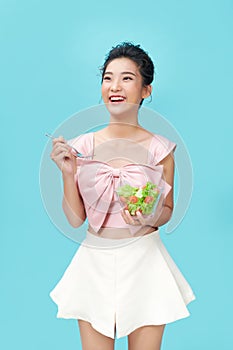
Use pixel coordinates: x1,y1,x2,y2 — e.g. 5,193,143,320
110,79,122,92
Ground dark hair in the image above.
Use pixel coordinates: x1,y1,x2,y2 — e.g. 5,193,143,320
100,42,154,106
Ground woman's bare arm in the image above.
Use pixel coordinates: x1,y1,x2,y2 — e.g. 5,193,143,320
50,136,86,228
151,151,175,227
62,172,86,227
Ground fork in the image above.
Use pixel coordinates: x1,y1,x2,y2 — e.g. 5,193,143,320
45,133,93,158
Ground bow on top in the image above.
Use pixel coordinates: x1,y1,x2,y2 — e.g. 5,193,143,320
76,159,171,234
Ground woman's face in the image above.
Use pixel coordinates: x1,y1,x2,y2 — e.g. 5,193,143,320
101,57,151,114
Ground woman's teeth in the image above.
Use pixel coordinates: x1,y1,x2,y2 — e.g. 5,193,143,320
110,97,125,102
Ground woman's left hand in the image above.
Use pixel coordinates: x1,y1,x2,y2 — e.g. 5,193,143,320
120,209,149,226
121,197,163,226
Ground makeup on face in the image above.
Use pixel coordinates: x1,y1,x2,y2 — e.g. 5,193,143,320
101,58,145,107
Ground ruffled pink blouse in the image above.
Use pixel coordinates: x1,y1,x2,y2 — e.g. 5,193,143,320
68,132,176,235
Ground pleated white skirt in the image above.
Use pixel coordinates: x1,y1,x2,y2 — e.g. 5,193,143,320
49,229,195,339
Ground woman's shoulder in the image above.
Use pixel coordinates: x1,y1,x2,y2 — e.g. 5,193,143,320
149,132,176,164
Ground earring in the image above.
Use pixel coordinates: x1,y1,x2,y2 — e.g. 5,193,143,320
145,94,152,104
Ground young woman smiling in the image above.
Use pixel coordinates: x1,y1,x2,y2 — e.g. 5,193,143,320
49,42,195,350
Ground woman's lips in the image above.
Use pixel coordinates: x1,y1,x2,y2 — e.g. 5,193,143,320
109,95,126,103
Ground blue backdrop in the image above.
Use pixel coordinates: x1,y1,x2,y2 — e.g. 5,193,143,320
1,1,233,349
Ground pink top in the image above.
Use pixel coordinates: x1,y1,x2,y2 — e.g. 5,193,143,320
68,132,176,235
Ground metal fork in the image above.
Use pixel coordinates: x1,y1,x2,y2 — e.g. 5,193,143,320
45,133,93,158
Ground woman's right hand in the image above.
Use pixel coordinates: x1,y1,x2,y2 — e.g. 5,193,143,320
50,136,77,176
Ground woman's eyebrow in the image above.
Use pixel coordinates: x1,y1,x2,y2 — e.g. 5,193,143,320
104,71,137,76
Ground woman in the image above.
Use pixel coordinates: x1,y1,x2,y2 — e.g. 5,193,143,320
49,42,195,350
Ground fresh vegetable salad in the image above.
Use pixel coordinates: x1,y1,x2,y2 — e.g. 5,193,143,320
116,181,160,216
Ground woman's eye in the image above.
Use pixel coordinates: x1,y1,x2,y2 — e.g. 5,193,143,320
103,76,111,81
123,76,133,81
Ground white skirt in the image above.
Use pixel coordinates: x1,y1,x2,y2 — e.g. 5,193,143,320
49,229,195,339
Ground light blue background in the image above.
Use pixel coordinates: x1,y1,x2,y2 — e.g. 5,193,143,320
1,0,233,349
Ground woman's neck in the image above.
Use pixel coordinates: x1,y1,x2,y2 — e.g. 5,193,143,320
104,122,143,139
106,108,142,138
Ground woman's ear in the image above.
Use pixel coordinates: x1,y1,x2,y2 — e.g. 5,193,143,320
142,84,152,99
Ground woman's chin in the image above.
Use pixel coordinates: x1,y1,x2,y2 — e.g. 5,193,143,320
104,102,139,116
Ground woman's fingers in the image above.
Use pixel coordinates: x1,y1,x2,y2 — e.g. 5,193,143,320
49,135,77,175
54,150,71,163
120,208,148,226
120,209,131,224
121,209,141,226
51,148,71,163
135,211,146,225
51,144,71,158
52,135,66,145
51,136,68,153
50,136,74,161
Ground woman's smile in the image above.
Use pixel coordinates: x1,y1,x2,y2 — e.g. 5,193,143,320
109,94,126,104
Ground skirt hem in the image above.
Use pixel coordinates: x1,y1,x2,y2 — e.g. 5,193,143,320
51,293,196,340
